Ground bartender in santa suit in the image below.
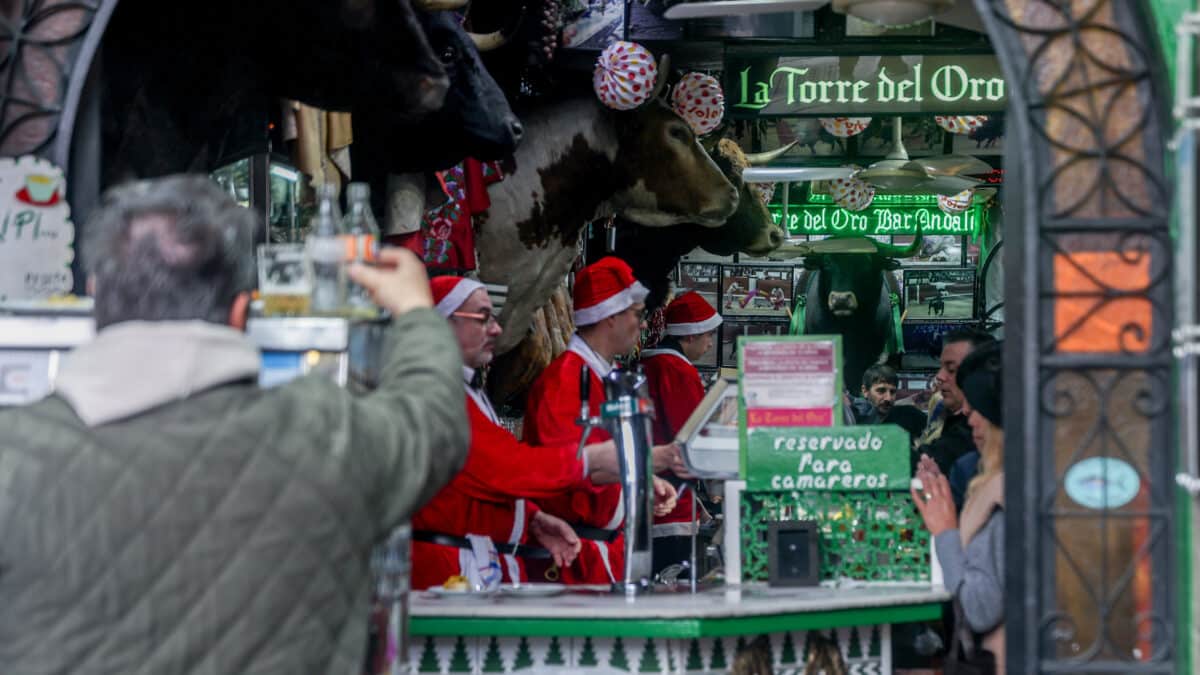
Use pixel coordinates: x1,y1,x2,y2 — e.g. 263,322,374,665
524,257,682,585
639,291,722,572
411,276,632,590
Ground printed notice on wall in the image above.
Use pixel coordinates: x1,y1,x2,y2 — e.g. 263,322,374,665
0,156,74,302
739,336,841,428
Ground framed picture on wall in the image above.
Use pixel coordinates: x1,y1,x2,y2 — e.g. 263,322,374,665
720,321,789,366
720,265,794,318
893,234,965,266
950,114,1005,156
678,262,721,311
561,1,624,50
901,319,977,369
903,268,976,321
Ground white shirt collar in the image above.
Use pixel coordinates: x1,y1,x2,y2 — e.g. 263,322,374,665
567,333,615,379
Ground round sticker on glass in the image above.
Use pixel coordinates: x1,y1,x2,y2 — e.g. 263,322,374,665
1064,457,1141,510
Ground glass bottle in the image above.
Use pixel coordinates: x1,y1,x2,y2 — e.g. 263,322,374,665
307,183,345,315
341,182,381,318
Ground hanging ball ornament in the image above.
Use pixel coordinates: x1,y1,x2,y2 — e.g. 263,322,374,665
671,72,725,135
934,115,989,135
593,41,658,110
819,117,872,138
938,189,975,214
829,176,875,212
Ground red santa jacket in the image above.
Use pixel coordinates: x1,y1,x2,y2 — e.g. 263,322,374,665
640,347,704,534
523,336,625,585
412,382,587,589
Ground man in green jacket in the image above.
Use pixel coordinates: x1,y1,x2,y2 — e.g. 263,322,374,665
0,175,469,674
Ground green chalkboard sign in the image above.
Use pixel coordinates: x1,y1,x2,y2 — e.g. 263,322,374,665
743,425,911,492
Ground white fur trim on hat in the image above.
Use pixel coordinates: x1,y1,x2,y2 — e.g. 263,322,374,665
574,281,650,326
666,312,723,336
436,279,487,318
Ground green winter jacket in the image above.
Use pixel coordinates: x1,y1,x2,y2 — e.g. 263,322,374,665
0,308,468,674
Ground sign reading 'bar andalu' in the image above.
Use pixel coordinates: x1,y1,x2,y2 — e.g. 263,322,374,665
726,54,1007,117
769,200,985,237
744,425,910,492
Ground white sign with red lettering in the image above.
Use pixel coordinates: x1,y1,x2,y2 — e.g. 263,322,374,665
0,156,74,301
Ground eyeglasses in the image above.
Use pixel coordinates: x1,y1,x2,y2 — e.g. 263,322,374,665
625,306,647,321
452,310,500,326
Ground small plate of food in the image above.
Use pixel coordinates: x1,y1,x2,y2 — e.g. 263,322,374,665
499,583,567,598
426,575,496,599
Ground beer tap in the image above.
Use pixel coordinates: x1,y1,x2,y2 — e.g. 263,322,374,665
575,365,602,461
599,365,656,598
574,362,658,597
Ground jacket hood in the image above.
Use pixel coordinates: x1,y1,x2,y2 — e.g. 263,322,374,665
55,320,260,427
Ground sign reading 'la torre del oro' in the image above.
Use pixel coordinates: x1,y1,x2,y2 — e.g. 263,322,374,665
726,54,1008,117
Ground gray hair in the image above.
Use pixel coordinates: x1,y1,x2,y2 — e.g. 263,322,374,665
83,174,258,328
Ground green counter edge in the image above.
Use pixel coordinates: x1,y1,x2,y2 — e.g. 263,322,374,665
411,602,943,638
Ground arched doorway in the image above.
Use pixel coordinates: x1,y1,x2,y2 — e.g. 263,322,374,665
0,0,1182,671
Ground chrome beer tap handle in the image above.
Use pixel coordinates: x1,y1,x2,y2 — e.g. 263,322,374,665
576,364,600,459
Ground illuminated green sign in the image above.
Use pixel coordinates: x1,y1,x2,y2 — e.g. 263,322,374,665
726,54,1006,117
769,193,985,237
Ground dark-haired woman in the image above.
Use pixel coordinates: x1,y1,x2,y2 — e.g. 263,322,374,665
912,341,1005,674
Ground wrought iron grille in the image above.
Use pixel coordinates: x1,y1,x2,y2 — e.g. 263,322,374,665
740,490,931,583
973,0,1176,672
0,0,105,160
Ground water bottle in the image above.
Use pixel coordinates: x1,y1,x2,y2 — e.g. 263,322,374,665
307,184,345,314
341,182,381,318
370,523,412,675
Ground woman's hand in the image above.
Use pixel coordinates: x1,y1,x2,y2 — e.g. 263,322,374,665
911,468,958,536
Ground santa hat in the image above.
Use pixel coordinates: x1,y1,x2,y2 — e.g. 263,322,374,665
573,257,649,326
431,275,486,318
665,291,723,336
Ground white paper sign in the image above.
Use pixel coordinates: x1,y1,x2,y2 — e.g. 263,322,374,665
0,350,54,406
0,156,74,301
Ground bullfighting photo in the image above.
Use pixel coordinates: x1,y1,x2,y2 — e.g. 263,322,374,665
720,264,793,318
902,268,976,320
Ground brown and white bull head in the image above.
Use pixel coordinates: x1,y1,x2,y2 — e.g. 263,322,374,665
476,55,740,355
608,100,740,227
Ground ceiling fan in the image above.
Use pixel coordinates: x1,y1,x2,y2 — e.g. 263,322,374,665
852,115,991,195
663,0,830,19
743,116,993,197
663,0,957,26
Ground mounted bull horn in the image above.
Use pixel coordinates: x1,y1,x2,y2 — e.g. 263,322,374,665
649,54,671,101
774,228,924,260
413,0,468,10
871,231,924,258
743,140,798,165
468,8,525,51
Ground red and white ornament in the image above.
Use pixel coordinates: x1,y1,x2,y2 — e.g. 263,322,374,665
937,189,975,214
829,176,875,212
671,72,725,135
593,41,658,111
819,117,872,138
934,115,989,135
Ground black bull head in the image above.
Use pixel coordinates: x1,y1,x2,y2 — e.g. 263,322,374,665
793,236,922,391
352,9,523,175
102,0,454,182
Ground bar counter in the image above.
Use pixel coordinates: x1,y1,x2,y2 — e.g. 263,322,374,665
408,582,949,674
